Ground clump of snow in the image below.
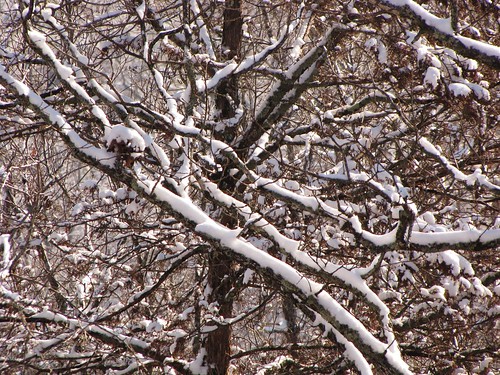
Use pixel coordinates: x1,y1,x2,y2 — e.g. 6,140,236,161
427,250,474,276
115,187,128,201
80,179,97,190
147,319,166,332
421,285,447,301
256,356,294,375
376,40,388,64
104,125,146,154
284,180,300,191
99,188,115,203
467,82,490,100
71,202,88,216
423,66,440,88
125,200,141,215
448,83,472,97
189,349,208,374
243,269,254,284
48,232,68,244
136,1,146,19
1,234,12,279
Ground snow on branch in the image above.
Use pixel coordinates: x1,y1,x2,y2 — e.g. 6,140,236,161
410,229,500,251
195,8,301,94
0,65,116,167
236,23,348,154
190,0,216,60
0,234,12,279
0,284,192,374
308,311,374,375
419,137,500,192
199,176,397,341
94,174,410,373
379,0,500,69
26,29,113,130
39,5,89,65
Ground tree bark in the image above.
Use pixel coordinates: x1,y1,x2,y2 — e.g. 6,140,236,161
205,2,243,374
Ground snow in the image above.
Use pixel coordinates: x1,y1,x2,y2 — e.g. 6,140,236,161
29,335,72,357
104,125,146,153
366,38,388,64
28,30,73,80
89,79,172,169
449,83,471,97
31,310,72,325
189,349,208,374
243,269,254,284
6,9,494,372
26,27,116,135
0,234,11,279
424,66,440,88
167,328,187,338
290,37,305,59
80,179,97,189
41,8,53,21
311,313,373,375
385,0,451,34
196,62,237,92
315,291,409,374
233,34,288,75
411,228,500,247
456,34,500,60
254,176,320,211
133,176,411,371
39,4,90,65
384,0,500,60
136,1,145,19
256,356,294,375
378,41,388,64
109,359,155,375
419,137,500,190
190,0,215,60
440,250,474,276
319,169,407,205
0,284,20,302
421,285,447,301
466,82,490,100
149,70,194,135
0,64,117,167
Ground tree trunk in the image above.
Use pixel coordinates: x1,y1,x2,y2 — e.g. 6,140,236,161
205,1,242,374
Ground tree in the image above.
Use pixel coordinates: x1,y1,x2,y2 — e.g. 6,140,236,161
1,0,499,374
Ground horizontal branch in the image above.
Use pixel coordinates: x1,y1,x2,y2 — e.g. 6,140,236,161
379,0,500,70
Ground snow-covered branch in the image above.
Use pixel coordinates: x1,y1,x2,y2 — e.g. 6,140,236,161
2,1,498,373
379,0,500,69
419,137,500,192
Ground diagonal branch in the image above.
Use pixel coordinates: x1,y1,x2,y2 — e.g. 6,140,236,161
379,0,500,70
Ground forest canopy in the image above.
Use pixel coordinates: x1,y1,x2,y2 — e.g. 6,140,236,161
0,0,499,374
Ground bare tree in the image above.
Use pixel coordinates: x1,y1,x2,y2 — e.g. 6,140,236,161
1,0,499,374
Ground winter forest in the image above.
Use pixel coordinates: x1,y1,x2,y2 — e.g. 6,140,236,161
0,0,499,374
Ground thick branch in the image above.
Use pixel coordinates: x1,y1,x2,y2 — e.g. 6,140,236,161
379,0,500,70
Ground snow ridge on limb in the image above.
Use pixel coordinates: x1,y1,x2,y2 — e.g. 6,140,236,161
112,176,409,374
0,65,116,167
379,0,500,69
25,29,113,131
410,229,500,251
195,3,306,94
198,176,399,347
235,23,349,156
0,285,193,374
419,137,500,192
